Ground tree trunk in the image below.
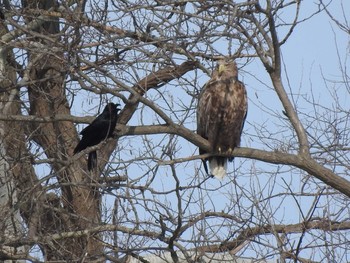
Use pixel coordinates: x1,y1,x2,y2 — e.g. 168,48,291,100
0,0,103,260
0,9,29,261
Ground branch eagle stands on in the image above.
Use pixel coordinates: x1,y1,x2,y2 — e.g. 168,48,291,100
197,59,248,179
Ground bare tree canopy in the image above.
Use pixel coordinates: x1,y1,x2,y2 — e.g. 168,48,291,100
0,0,350,262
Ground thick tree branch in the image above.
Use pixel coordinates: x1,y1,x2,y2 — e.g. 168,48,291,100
195,219,350,253
124,124,350,198
1,110,349,198
118,60,199,125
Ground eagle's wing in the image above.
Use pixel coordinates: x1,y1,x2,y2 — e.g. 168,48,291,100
197,80,222,153
224,80,247,157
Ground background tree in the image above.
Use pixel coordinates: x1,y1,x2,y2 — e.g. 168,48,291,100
0,0,349,262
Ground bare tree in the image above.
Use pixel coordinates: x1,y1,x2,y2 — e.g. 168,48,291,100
0,0,349,262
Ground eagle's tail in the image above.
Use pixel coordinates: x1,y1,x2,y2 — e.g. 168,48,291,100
209,157,227,179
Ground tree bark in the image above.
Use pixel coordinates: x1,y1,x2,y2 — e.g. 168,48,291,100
6,0,103,260
0,12,28,261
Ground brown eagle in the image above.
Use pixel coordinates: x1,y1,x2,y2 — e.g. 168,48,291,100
197,59,247,179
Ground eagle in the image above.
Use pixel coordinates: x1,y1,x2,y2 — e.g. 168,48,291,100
197,59,247,179
74,102,120,171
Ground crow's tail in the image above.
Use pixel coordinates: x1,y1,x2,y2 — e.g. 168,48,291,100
88,151,97,171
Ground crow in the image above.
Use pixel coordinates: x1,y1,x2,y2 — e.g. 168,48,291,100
74,102,121,171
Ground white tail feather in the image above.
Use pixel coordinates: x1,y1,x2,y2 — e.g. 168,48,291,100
209,159,227,179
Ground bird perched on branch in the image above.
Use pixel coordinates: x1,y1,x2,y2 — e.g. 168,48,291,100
197,59,247,179
74,102,121,171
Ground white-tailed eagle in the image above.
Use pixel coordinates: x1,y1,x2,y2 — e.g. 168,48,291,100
197,59,247,179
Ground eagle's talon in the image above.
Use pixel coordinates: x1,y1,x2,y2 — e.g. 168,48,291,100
228,148,233,155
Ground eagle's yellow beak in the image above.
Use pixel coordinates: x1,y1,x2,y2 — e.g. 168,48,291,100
218,64,226,75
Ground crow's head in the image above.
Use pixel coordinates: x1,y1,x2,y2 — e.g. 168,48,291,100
104,103,121,115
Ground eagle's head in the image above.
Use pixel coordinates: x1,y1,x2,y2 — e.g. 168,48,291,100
213,59,238,80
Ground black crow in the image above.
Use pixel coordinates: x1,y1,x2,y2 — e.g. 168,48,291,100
74,102,121,171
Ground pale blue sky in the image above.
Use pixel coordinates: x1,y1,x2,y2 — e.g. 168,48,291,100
58,1,350,261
